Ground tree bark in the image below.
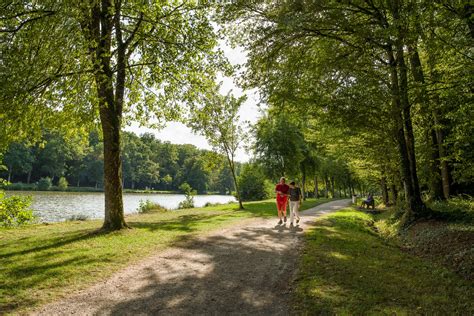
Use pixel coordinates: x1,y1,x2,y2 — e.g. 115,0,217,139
301,168,307,201
381,177,389,205
27,169,31,184
324,176,329,198
226,154,244,210
87,0,127,230
386,1,425,222
314,175,319,198
408,43,444,200
390,183,398,205
330,176,335,198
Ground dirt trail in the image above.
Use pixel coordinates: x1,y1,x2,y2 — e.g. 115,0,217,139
33,199,351,316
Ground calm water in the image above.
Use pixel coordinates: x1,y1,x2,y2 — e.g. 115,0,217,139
5,191,236,222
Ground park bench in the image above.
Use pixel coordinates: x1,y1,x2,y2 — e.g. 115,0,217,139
361,199,375,210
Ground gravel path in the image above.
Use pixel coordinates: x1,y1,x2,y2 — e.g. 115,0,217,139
33,199,351,316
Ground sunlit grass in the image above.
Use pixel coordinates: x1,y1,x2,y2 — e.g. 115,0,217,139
293,208,474,314
0,198,330,314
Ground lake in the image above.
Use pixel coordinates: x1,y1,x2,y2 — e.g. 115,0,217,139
5,191,236,223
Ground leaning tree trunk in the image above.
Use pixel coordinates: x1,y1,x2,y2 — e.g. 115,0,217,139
226,155,244,210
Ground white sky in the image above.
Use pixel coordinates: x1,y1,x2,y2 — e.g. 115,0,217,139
125,42,263,162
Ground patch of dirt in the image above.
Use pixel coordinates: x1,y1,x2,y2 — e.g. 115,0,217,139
401,220,474,280
32,200,351,315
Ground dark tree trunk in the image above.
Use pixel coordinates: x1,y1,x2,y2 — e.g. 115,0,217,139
84,0,127,230
324,177,329,198
390,184,398,205
314,175,319,198
408,44,444,200
27,169,31,184
433,110,451,199
381,177,389,206
330,176,335,198
301,169,307,201
385,4,425,222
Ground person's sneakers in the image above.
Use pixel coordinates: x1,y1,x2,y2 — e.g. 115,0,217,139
278,219,283,225
284,216,287,223
290,222,294,228
296,218,300,224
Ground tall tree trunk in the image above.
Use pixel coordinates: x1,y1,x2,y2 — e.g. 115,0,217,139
301,168,307,201
386,2,425,222
408,43,444,200
432,100,451,199
330,176,335,198
390,184,398,205
7,167,12,183
27,169,31,184
324,176,329,198
88,0,127,230
381,177,389,206
314,175,319,198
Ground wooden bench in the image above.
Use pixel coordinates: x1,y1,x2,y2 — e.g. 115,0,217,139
361,199,375,210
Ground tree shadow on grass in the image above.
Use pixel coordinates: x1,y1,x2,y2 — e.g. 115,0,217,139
127,213,234,233
292,215,474,315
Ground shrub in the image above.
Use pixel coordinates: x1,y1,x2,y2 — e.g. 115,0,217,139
178,195,195,209
238,164,271,201
37,177,52,191
66,214,89,221
57,177,68,191
137,199,168,213
177,182,196,209
0,191,35,227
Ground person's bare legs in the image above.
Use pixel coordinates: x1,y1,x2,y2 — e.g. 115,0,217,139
276,200,283,224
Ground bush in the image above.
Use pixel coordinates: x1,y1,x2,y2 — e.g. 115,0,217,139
57,177,68,191
178,195,195,209
0,191,35,227
178,183,196,209
238,164,271,201
66,214,89,221
37,177,52,191
137,199,168,213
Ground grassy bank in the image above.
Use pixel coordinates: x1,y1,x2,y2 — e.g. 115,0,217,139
293,208,474,314
0,198,331,314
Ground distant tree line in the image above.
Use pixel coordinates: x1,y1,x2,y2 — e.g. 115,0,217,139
1,130,238,194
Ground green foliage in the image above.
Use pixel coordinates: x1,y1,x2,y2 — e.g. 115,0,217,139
57,177,68,191
238,164,270,201
178,182,196,209
1,130,238,194
0,191,34,227
137,200,168,214
37,177,52,191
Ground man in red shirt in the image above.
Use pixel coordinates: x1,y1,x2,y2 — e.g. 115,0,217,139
275,177,290,225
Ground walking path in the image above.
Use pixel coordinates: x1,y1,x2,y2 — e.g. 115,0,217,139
34,199,351,315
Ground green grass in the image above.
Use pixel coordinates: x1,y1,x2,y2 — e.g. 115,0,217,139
0,198,331,314
293,208,474,314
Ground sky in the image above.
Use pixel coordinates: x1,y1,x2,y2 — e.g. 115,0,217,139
125,42,262,162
